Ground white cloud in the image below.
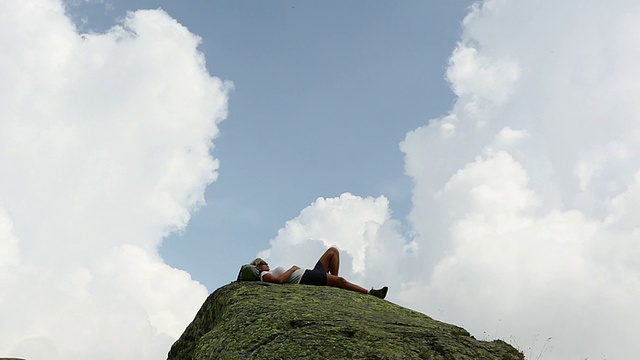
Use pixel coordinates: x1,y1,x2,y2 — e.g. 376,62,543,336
0,210,20,266
259,193,413,287
402,0,640,358
262,1,640,359
0,1,229,359
447,44,520,110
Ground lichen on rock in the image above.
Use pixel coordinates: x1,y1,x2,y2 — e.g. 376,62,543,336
168,282,523,360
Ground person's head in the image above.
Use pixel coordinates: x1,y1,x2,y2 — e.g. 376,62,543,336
251,258,269,272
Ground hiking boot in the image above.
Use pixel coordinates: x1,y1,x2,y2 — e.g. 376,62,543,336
369,286,388,299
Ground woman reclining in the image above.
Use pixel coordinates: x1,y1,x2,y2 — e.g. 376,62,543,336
251,247,388,299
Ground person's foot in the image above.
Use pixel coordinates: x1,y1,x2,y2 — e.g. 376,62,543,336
369,286,388,299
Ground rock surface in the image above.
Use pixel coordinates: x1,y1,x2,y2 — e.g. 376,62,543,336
168,282,523,360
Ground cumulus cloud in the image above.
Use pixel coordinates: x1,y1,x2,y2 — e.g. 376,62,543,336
259,193,412,287
0,1,229,359
261,1,640,359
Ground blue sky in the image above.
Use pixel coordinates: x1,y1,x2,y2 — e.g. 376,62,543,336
3,1,640,359
69,0,475,290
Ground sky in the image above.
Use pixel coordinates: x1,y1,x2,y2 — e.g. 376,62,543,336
1,0,639,359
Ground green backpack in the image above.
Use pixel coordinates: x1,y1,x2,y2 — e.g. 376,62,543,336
237,264,261,281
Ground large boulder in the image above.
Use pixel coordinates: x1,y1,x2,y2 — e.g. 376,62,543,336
168,282,523,360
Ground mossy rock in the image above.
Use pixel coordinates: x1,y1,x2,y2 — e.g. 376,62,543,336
168,282,523,360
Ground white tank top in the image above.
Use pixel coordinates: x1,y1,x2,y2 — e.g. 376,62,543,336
261,266,305,284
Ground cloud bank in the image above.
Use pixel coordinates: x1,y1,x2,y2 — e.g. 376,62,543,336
0,1,229,359
261,1,640,359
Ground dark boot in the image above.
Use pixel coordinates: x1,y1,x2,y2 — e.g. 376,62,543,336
369,286,388,299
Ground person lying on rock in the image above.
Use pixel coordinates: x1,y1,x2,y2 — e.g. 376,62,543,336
251,247,388,299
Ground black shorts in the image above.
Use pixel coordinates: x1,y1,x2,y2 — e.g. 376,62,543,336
300,261,327,286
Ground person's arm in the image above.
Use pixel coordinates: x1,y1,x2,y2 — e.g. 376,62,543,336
261,266,300,284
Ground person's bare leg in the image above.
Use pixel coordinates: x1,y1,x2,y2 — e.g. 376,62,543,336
326,274,367,294
318,247,340,275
